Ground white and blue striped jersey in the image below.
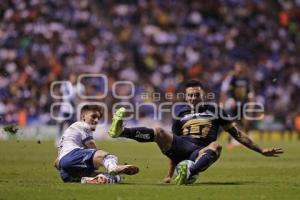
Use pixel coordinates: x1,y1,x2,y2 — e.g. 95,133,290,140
58,121,93,161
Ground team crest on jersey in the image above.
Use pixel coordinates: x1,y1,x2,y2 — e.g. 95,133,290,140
182,118,212,138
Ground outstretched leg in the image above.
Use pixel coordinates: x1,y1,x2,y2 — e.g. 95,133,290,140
174,142,222,185
189,142,222,175
109,107,174,152
92,150,139,175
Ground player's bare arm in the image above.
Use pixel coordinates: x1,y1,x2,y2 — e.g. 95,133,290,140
225,124,284,157
53,157,59,170
84,139,98,149
163,159,176,183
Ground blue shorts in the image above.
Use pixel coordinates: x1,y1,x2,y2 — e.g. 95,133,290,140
59,148,97,182
164,135,204,164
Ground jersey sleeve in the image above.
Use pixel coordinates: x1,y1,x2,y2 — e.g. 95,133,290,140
79,129,94,144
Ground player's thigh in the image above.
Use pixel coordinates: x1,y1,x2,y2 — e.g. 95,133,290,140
154,127,173,152
164,135,200,164
59,149,97,182
92,149,110,169
60,148,97,169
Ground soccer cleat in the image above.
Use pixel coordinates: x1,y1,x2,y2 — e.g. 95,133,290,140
81,174,121,184
108,107,126,138
174,162,190,185
108,165,139,175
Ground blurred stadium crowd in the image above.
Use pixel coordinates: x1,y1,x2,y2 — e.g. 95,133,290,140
0,0,300,132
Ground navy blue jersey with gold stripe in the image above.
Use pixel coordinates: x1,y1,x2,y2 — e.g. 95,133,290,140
228,76,251,102
172,104,233,146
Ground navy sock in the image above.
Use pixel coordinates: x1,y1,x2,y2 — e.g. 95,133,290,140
121,127,155,142
189,149,218,176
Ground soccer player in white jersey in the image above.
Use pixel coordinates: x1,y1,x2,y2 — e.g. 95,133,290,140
54,104,139,184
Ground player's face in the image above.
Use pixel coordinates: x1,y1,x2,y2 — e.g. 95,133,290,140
185,87,204,108
234,63,247,77
82,110,102,131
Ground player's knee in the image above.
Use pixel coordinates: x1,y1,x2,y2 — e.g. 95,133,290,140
209,142,222,154
154,127,166,138
94,151,118,169
102,154,118,163
93,150,109,161
153,127,173,152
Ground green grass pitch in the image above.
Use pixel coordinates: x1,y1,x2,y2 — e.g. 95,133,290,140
0,139,299,200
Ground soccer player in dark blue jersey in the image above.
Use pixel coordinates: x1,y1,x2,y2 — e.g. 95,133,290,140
109,80,283,185
220,61,255,148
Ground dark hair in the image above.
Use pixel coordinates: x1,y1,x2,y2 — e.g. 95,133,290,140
80,104,103,116
184,79,204,89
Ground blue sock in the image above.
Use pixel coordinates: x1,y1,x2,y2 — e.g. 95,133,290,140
189,149,218,176
121,127,155,142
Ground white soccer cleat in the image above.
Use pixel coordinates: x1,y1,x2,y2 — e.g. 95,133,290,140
81,174,121,184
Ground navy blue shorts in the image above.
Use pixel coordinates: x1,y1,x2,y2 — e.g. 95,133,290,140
59,148,97,182
164,135,204,164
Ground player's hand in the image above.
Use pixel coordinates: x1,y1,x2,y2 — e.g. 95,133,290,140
261,148,284,157
53,158,59,170
162,176,172,184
